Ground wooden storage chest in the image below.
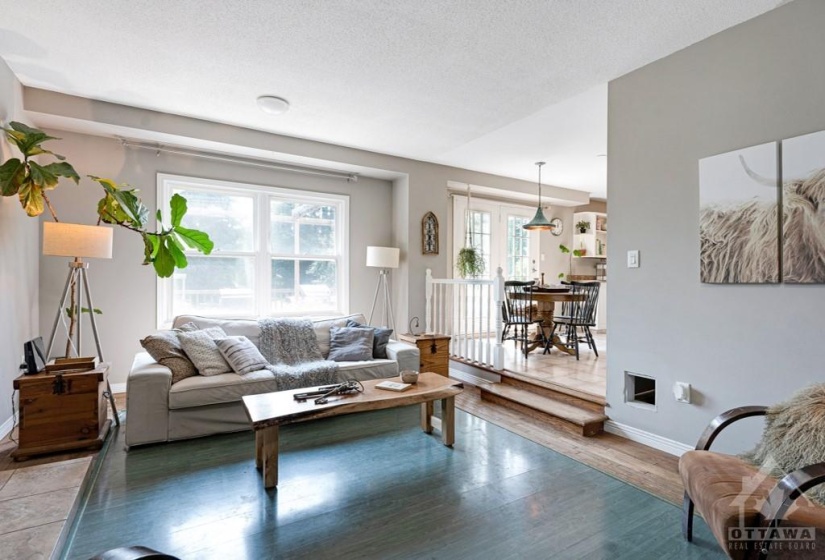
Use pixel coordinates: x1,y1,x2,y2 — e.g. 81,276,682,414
396,334,451,376
12,363,111,460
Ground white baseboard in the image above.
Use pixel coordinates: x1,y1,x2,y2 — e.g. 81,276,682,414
604,420,693,457
110,382,126,394
0,414,16,440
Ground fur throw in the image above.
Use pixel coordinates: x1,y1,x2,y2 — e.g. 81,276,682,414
258,318,339,390
741,383,825,505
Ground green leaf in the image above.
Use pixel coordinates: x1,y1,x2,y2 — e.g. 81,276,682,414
7,122,60,157
0,158,25,196
165,236,188,268
140,233,158,264
39,161,79,184
558,273,565,279
26,146,66,160
558,244,570,254
169,193,187,227
28,161,59,190
90,177,149,228
18,181,45,217
153,240,176,277
174,225,214,254
156,209,162,223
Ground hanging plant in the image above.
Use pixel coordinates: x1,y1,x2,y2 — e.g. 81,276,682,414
456,183,485,278
456,246,485,278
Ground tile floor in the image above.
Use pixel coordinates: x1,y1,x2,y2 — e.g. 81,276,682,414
0,394,124,560
502,331,607,397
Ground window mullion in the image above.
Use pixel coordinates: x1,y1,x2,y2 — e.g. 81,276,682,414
258,193,270,317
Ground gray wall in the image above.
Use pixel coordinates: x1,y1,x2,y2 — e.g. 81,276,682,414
608,0,825,451
39,131,393,385
24,87,588,340
0,58,38,432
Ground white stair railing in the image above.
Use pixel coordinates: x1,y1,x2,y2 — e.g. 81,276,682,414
425,267,504,371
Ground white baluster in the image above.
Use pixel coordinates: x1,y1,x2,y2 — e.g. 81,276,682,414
493,267,505,370
425,269,433,334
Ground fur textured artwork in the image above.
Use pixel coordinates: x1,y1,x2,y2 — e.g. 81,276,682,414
701,166,825,284
741,383,825,505
258,318,338,390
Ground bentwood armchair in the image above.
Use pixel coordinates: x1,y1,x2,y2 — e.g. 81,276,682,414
680,406,825,559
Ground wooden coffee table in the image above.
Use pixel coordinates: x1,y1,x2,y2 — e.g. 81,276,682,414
242,372,463,488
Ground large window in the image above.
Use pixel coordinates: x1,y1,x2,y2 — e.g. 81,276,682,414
506,215,531,280
157,174,348,325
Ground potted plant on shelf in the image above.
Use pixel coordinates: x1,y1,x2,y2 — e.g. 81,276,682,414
576,220,590,234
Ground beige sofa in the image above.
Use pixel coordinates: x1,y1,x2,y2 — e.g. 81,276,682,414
125,313,419,447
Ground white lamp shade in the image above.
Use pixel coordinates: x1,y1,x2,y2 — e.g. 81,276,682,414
43,222,113,259
366,246,399,269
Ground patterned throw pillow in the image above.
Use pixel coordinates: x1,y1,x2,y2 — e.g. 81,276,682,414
178,326,232,376
346,319,393,359
327,326,375,362
216,336,269,375
140,330,198,384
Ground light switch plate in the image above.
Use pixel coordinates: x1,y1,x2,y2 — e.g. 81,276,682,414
627,250,640,268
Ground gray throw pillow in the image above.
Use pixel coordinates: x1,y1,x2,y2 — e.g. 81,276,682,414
216,336,269,375
178,326,232,376
346,319,393,359
140,330,198,384
327,326,375,362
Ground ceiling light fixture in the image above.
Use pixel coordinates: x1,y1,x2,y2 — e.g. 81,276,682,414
257,95,290,115
523,161,554,231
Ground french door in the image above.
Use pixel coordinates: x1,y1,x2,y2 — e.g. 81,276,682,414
451,195,539,281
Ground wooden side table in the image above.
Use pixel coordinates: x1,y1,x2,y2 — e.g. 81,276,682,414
396,333,451,376
12,363,112,461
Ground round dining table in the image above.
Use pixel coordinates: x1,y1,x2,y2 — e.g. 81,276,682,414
509,289,586,354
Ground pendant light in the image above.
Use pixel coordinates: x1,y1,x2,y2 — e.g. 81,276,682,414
523,161,554,231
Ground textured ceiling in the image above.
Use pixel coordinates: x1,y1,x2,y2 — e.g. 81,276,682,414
0,0,788,195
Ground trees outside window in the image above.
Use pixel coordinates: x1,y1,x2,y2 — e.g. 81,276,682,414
158,174,348,325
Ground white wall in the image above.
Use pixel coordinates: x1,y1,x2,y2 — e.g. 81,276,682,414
0,58,38,434
608,0,825,452
38,131,394,386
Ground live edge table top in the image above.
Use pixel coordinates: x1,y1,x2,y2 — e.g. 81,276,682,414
242,372,464,430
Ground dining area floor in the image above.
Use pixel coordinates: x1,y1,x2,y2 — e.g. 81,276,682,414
501,331,606,399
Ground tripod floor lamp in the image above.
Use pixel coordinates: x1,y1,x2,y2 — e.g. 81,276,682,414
43,221,119,425
366,246,400,333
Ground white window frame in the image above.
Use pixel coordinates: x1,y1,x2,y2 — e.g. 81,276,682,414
156,173,349,327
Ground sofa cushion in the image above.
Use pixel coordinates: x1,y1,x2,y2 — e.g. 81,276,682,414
312,314,367,357
173,316,262,347
168,369,278,409
328,326,374,361
216,336,269,375
346,319,393,359
140,330,198,385
337,359,398,381
178,327,232,376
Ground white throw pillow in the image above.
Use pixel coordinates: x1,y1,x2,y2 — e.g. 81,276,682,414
178,326,232,376
216,336,269,375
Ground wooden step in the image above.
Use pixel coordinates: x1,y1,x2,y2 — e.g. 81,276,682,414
479,383,607,437
499,368,606,407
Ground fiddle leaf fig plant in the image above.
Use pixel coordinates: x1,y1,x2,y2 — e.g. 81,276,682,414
558,244,584,280
0,122,80,217
2,121,214,278
91,177,214,277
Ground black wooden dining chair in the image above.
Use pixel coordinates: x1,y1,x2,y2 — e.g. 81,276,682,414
545,281,600,360
503,281,544,357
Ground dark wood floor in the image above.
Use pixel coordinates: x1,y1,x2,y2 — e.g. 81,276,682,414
63,403,722,559
456,384,684,505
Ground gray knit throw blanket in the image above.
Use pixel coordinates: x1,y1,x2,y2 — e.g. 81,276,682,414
258,318,339,390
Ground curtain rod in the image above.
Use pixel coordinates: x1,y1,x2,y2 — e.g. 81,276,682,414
120,139,359,182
